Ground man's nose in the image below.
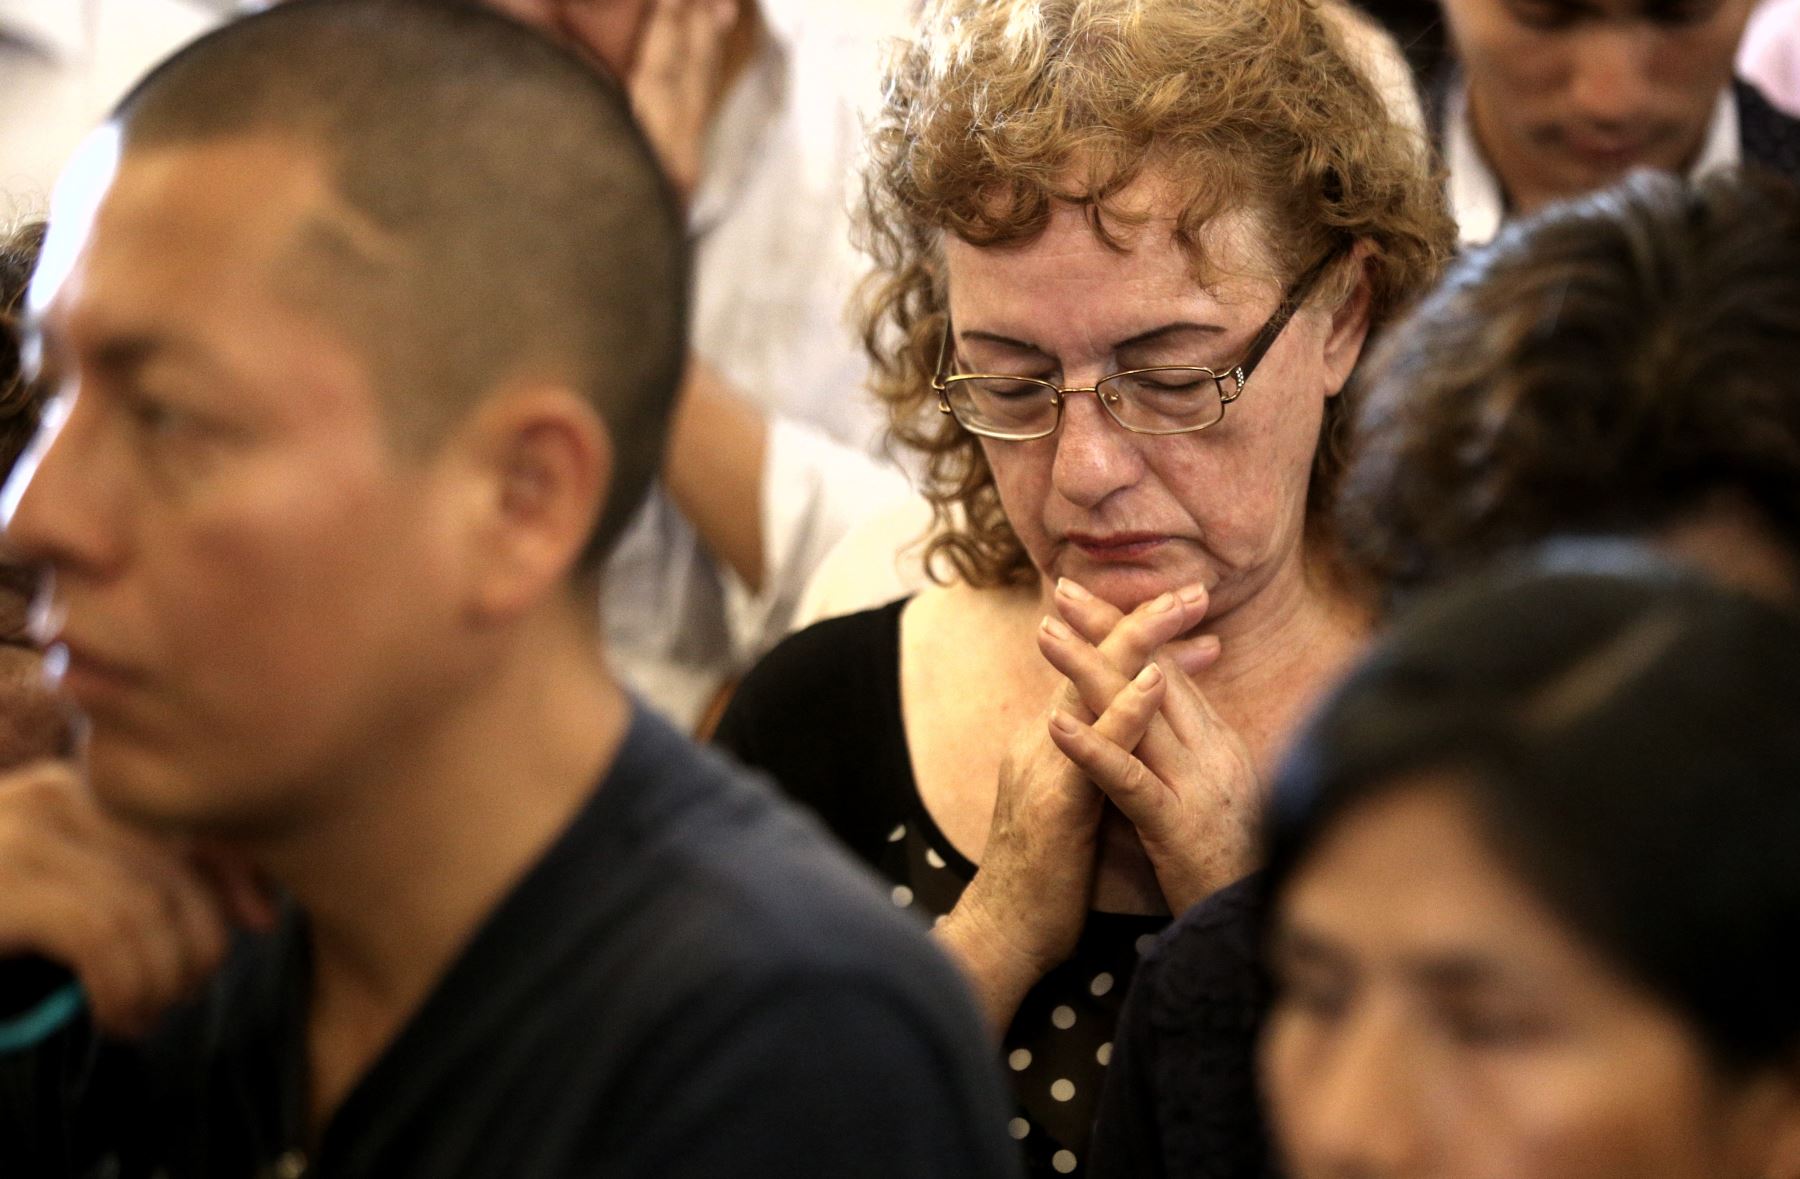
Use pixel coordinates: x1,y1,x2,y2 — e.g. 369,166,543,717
1565,24,1660,129
3,390,124,580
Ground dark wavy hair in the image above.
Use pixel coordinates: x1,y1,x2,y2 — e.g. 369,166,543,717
1339,169,1800,607
1266,561,1800,1073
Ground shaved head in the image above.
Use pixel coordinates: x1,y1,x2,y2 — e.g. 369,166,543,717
111,0,686,563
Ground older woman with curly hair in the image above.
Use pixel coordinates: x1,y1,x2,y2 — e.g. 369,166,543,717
0,219,71,770
714,0,1451,1171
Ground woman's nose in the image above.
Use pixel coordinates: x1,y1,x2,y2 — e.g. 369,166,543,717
1049,387,1145,509
1285,1005,1432,1179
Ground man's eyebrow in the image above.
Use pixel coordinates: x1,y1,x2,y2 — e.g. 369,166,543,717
91,335,167,373
32,322,195,376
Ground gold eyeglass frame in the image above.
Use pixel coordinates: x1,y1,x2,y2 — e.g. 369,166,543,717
930,251,1339,441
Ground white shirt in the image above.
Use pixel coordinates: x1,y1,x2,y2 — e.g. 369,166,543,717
0,0,217,214
1445,84,1742,247
1741,0,1800,118
603,0,912,728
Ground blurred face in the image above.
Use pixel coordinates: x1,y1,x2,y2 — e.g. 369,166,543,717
1441,0,1756,214
479,0,654,78
1263,776,1794,1179
5,132,479,833
941,199,1361,618
1656,494,1800,606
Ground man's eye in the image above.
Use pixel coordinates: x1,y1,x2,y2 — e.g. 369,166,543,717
133,402,173,433
127,394,192,437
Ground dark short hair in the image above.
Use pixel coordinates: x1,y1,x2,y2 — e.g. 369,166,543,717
1338,169,1800,607
1265,560,1800,1073
0,219,46,476
113,0,687,567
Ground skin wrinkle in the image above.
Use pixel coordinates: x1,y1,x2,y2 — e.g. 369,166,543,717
944,200,1351,632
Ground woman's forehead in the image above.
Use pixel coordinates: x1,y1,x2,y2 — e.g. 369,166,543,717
941,203,1281,322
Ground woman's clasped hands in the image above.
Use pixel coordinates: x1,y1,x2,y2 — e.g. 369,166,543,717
939,577,1261,1028
1042,577,1263,919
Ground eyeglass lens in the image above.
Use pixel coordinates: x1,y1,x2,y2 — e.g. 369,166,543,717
944,370,1228,438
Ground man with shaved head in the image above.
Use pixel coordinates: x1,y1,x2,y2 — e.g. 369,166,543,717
0,3,1016,1176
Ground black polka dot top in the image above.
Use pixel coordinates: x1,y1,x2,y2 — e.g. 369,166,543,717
715,599,1170,1179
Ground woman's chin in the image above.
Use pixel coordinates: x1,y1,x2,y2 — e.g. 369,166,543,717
1057,562,1211,614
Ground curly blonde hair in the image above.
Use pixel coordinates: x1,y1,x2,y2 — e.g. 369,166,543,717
862,0,1455,587
0,220,46,475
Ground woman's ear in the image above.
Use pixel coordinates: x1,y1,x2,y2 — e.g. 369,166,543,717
455,382,612,625
1320,242,1377,398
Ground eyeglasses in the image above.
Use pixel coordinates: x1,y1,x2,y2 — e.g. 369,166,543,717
931,252,1338,441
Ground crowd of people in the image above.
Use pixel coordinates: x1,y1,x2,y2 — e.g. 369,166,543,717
0,0,1796,1177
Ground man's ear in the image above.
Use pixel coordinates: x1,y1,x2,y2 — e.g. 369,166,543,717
454,383,611,625
1733,1063,1800,1179
1320,241,1377,398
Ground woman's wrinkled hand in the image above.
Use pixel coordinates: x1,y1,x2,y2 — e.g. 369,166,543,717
1038,577,1262,916
937,586,1210,1031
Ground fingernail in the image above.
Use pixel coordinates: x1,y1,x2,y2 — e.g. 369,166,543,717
1134,662,1163,689
1150,592,1177,613
1049,709,1079,734
1178,582,1207,606
1057,577,1092,601
1041,615,1073,640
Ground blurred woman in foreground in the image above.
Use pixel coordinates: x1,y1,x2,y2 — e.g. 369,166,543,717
1262,564,1800,1179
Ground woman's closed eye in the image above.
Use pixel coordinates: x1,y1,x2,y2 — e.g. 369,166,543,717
1118,370,1217,392
1269,946,1356,1023
1430,987,1559,1049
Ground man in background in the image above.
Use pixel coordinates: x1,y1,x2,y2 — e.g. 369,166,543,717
1435,0,1800,245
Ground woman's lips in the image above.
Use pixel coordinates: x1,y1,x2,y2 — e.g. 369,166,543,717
1064,532,1170,562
